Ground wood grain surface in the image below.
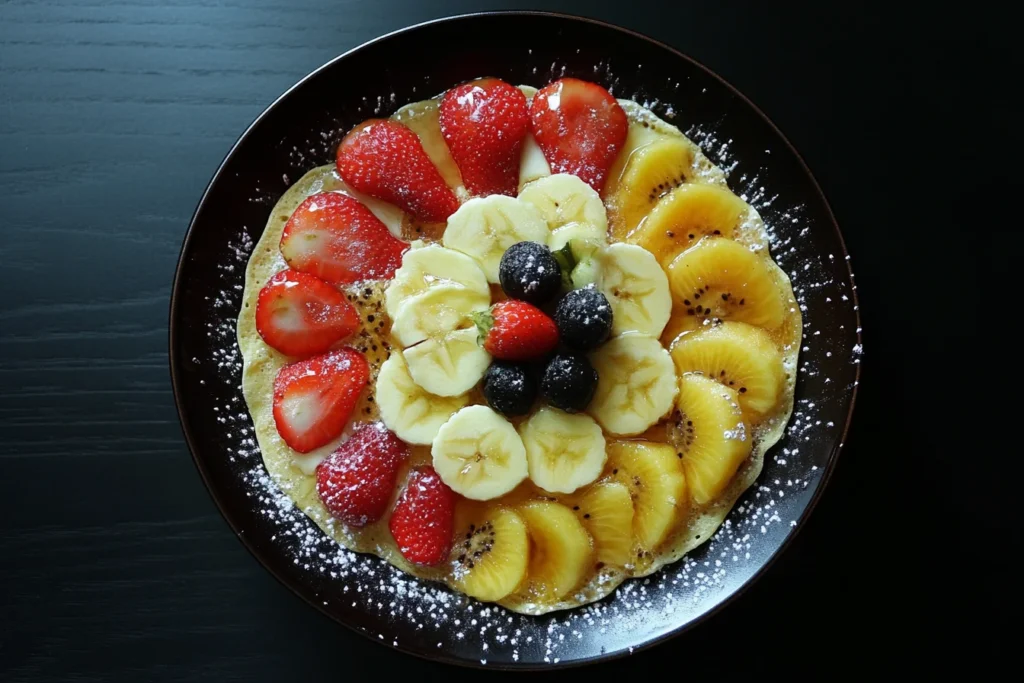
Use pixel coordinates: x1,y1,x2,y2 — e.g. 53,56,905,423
0,1,1010,680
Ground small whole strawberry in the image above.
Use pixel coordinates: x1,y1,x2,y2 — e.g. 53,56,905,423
529,78,628,194
336,119,460,223
389,466,456,566
316,422,408,527
474,299,559,361
439,78,529,197
255,269,360,357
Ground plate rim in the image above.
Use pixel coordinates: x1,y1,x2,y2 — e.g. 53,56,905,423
168,9,862,669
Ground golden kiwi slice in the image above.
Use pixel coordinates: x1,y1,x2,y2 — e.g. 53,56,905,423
606,441,687,551
450,503,529,602
669,374,752,506
669,321,785,419
627,183,752,266
667,237,786,330
608,138,699,238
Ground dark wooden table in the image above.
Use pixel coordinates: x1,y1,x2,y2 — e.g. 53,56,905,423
0,1,1010,680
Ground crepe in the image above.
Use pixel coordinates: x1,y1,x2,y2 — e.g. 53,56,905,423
237,94,800,614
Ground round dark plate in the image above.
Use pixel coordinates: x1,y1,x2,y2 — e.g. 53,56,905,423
170,11,861,669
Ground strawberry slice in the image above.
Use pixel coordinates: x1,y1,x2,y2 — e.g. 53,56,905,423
336,119,460,223
255,270,360,357
316,422,408,527
272,348,369,453
280,192,407,285
388,466,456,566
439,78,529,196
528,78,628,194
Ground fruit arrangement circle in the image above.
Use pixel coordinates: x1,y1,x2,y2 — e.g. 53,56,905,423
236,77,802,615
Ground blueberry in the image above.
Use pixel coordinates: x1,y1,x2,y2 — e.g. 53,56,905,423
482,361,538,417
554,286,613,351
498,241,562,305
541,353,598,413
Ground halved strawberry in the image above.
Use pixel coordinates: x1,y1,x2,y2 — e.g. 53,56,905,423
272,348,369,453
255,270,360,357
439,78,529,196
388,466,456,566
528,78,628,194
280,192,407,285
316,422,408,527
336,119,460,223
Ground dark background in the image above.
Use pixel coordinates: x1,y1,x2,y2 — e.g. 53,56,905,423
0,1,1014,680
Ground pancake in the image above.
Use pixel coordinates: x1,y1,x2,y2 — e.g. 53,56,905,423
237,89,800,615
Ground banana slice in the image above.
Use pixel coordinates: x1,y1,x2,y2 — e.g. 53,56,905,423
518,133,551,191
432,405,528,500
451,502,529,602
442,196,550,282
385,243,490,319
596,243,672,337
390,284,489,347
626,183,751,266
516,501,593,601
607,440,687,550
667,237,786,330
571,481,634,567
549,221,608,251
404,327,490,397
376,350,468,445
669,321,784,418
518,173,608,234
589,333,677,435
519,406,606,494
670,374,752,505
